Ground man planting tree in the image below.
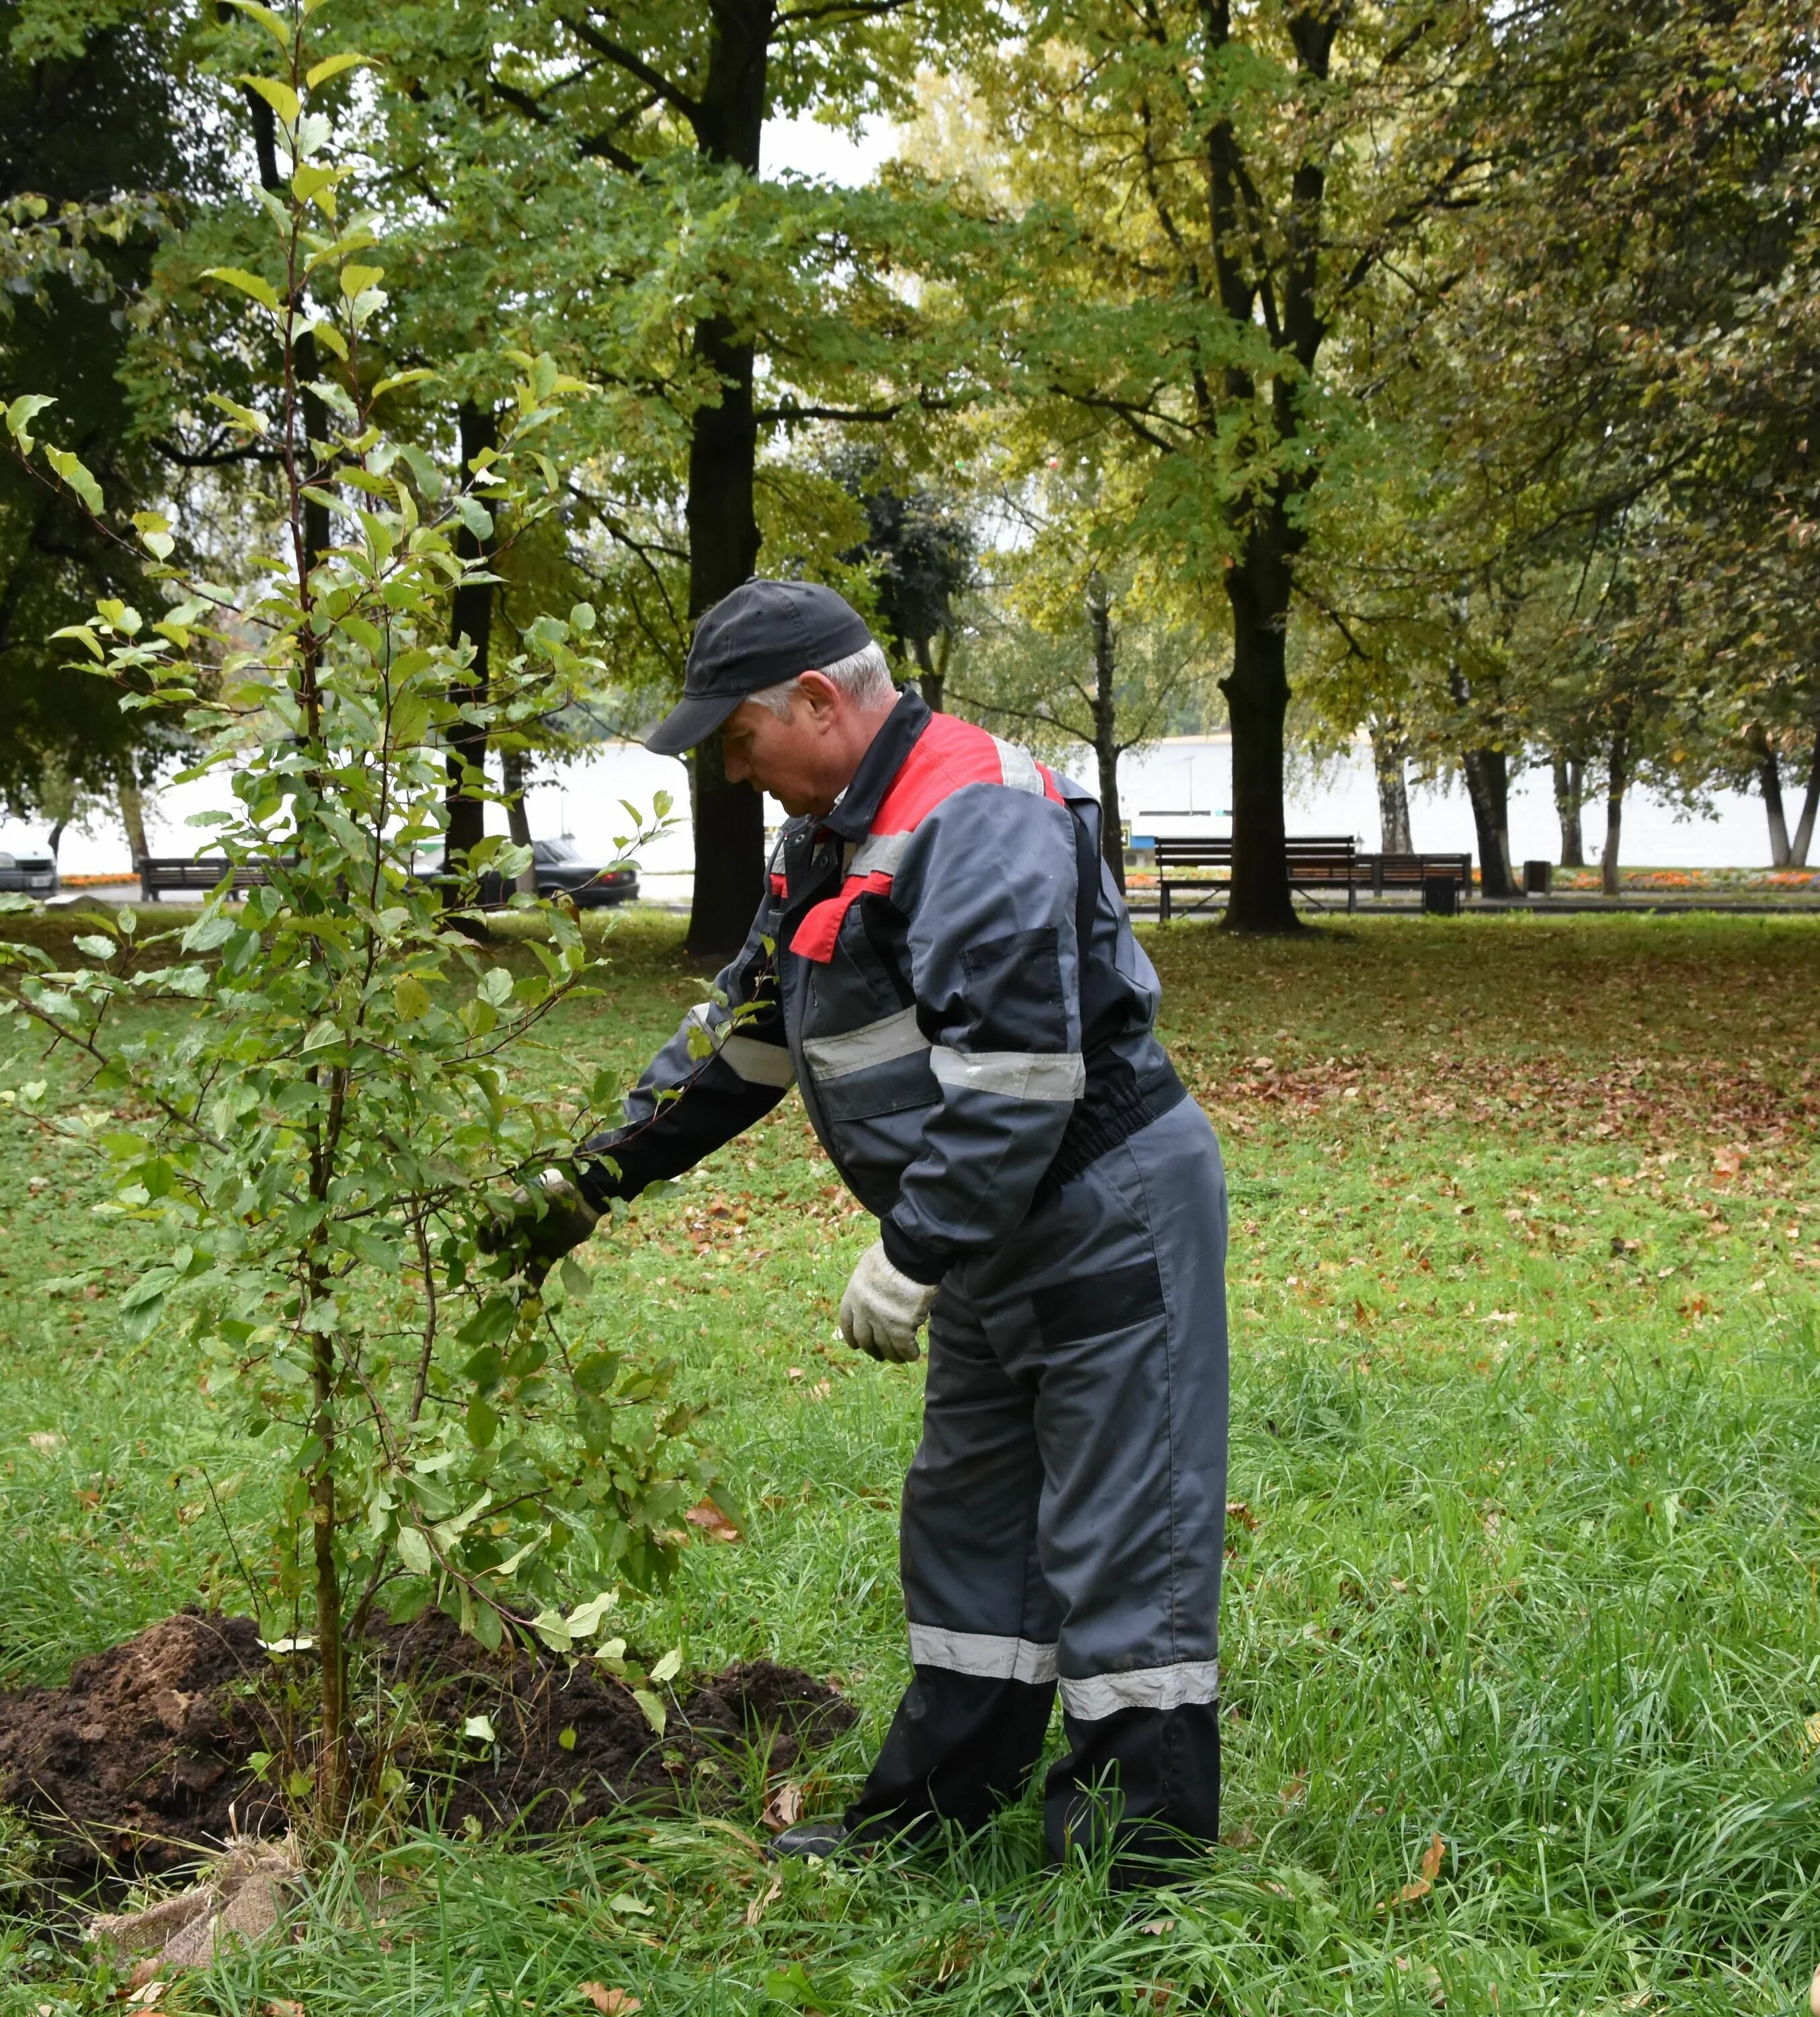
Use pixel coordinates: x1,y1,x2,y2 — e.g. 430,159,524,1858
499,579,1228,1880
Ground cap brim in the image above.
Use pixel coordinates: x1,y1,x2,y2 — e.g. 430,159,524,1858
643,690,744,757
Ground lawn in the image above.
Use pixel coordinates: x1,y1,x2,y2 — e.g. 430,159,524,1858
1,910,1817,2016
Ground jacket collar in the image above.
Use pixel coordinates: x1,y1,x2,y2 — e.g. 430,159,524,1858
819,686,932,843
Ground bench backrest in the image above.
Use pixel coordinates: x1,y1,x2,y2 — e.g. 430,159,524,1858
1152,835,1357,869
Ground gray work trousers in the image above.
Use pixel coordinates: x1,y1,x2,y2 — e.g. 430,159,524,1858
846,1097,1229,1872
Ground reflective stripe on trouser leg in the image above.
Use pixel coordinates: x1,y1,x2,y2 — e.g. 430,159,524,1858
845,1282,1061,1841
971,1095,1230,1866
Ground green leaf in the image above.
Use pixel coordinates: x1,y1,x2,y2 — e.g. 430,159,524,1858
462,1712,496,1743
204,392,268,435
181,912,238,953
393,973,431,1021
73,935,114,960
564,1589,619,1637
340,263,385,299
203,266,282,315
239,74,301,126
373,368,435,399
452,496,493,540
225,1,292,52
306,51,372,88
132,510,176,559
301,1018,340,1052
395,1525,433,1575
44,447,102,513
631,1688,667,1737
477,966,512,1008
648,1646,682,1686
6,393,54,451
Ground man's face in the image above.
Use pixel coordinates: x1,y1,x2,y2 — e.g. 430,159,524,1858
719,680,847,818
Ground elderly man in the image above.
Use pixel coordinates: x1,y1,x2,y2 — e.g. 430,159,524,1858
511,578,1229,1879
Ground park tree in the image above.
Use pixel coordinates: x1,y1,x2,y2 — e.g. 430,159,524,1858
0,0,214,824
338,0,984,955
945,0,1491,929
0,15,712,1814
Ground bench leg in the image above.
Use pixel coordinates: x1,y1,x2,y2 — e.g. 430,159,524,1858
1159,885,1170,924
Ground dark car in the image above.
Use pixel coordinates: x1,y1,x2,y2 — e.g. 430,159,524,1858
420,836,639,908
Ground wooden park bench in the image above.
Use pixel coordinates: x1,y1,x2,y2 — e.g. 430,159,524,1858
1354,852,1473,900
1152,834,1359,920
136,856,277,902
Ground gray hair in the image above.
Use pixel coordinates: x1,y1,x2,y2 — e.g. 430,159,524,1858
748,638,896,719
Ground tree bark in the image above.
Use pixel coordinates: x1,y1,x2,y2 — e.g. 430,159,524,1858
1370,718,1413,854
500,744,537,894
445,404,499,887
1551,752,1585,867
1220,541,1301,932
1461,748,1515,898
682,3,770,958
1790,724,1820,868
1601,729,1628,896
1086,576,1125,892
912,632,944,714
118,779,149,864
1748,726,1791,865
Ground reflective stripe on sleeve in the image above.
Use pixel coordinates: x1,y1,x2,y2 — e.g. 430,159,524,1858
928,1046,1086,1101
802,1005,931,1081
1058,1659,1220,1721
686,1004,797,1088
993,738,1045,794
908,1624,1058,1685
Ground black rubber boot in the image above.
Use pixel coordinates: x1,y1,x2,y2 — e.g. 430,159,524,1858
764,1820,850,1862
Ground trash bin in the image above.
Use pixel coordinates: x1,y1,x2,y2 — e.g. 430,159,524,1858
1523,859,1552,896
1423,873,1459,916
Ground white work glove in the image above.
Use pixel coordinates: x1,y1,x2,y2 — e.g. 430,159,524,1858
838,1240,938,1364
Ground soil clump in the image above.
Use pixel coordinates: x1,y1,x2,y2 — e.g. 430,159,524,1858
0,1610,854,1881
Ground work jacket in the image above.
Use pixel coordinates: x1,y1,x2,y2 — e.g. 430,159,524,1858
573,688,1185,1284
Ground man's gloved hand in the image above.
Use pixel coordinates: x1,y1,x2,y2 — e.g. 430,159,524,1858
481,1166,601,1288
838,1240,937,1363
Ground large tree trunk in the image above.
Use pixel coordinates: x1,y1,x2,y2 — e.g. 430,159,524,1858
683,5,770,957
1551,752,1585,867
1461,748,1515,898
118,778,149,865
1086,576,1124,892
445,404,499,885
1370,718,1413,854
1790,724,1820,868
500,745,537,894
1220,542,1300,932
1749,727,1792,865
1601,729,1628,896
912,633,944,714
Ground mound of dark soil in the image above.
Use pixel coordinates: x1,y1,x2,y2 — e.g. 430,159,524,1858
0,1610,855,1881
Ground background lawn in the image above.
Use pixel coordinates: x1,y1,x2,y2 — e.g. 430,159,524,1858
1,911,1817,2015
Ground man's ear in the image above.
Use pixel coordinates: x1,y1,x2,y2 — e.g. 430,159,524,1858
795,670,842,722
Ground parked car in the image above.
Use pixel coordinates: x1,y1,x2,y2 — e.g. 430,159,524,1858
418,836,638,908
0,823,58,897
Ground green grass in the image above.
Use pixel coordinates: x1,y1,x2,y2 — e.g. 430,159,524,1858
2,912,1818,2014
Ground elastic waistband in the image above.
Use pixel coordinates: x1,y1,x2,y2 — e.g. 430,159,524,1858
1034,1059,1189,1205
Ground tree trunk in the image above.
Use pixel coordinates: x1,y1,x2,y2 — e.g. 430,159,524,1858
445,404,499,885
1747,725,1792,865
1461,749,1515,898
1551,752,1585,867
118,778,149,864
912,632,944,714
683,5,770,958
501,745,537,894
1370,718,1413,854
1086,576,1124,892
1220,543,1300,932
1601,729,1628,896
1790,724,1820,868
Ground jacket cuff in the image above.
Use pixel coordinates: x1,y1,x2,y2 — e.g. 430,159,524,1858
572,1136,633,1211
880,1216,952,1287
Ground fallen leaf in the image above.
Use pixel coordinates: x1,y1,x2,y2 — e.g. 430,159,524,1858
1140,1917,1176,1935
578,1987,641,2016
126,1961,165,1993
1224,1499,1258,1532
1804,1711,1820,1753
1421,1831,1446,1883
1279,1776,1306,1806
745,1872,783,1928
266,2002,306,2017
685,1498,741,1544
27,1431,61,1451
762,1779,803,1832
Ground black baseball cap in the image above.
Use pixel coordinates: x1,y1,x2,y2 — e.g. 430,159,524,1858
644,578,875,756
